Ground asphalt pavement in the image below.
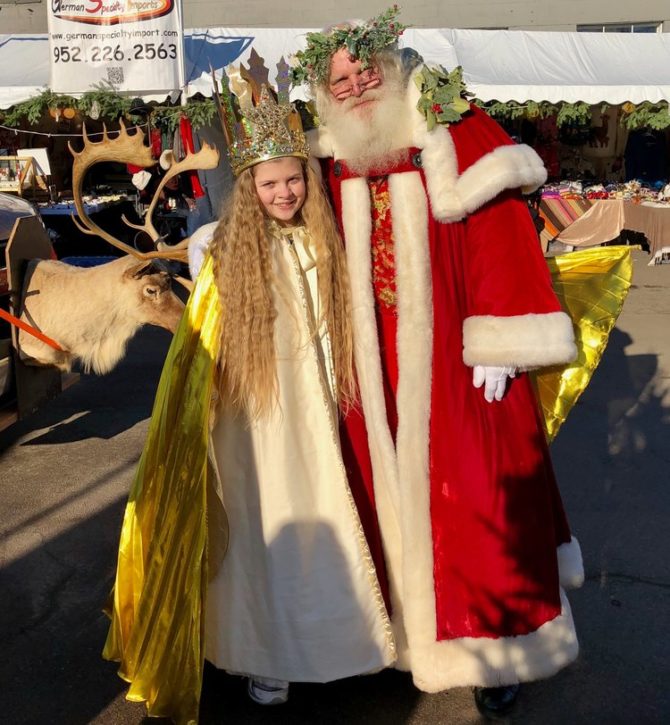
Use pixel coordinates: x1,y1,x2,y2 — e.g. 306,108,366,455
1,250,668,724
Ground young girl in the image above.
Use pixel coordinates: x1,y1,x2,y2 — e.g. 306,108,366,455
104,82,395,723
203,150,395,704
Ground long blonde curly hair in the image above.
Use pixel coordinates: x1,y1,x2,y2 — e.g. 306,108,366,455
209,160,356,419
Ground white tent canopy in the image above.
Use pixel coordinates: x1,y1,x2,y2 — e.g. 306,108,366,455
0,36,51,109
436,28,670,105
1,27,670,109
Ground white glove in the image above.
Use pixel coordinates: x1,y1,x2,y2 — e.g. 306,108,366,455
472,365,516,403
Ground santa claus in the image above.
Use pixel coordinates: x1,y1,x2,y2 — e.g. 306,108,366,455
294,8,584,716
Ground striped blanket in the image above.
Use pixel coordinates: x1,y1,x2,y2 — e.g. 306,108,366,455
539,197,594,248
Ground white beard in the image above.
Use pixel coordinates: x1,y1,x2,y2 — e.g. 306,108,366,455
318,80,413,175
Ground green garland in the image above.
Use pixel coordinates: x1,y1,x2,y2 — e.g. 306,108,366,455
474,99,670,131
555,102,593,127
3,90,78,126
77,83,132,120
0,87,216,131
152,99,216,132
620,101,670,130
291,5,408,86
475,100,593,127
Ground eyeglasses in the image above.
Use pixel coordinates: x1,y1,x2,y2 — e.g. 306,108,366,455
330,68,381,101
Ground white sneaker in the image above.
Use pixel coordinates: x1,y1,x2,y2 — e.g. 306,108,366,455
247,677,289,705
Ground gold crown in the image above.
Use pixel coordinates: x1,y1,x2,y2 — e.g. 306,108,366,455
213,49,309,176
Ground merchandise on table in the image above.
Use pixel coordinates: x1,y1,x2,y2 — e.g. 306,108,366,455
541,180,669,204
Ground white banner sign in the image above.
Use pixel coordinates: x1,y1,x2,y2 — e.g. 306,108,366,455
47,0,184,94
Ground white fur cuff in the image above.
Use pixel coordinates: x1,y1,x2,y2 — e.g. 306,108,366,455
463,311,577,369
419,134,548,224
455,145,548,217
187,221,218,279
557,537,585,590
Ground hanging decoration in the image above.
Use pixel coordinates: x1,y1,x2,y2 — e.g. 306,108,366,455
76,84,132,122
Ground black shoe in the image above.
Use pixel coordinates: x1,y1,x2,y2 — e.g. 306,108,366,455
473,684,520,718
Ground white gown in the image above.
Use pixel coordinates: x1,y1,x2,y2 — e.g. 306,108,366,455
202,225,396,682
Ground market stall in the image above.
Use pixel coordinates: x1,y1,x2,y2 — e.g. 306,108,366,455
37,194,127,217
549,198,670,264
538,174,670,259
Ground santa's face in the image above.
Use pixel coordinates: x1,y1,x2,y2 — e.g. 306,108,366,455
319,49,411,173
328,48,382,116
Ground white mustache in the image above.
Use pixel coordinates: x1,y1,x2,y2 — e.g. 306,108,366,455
340,87,384,111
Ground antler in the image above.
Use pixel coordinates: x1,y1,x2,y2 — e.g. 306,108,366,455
69,120,220,261
122,142,220,248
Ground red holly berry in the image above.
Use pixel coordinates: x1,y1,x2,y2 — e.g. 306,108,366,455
432,103,442,113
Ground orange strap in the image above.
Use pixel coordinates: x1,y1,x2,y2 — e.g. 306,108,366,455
0,306,63,351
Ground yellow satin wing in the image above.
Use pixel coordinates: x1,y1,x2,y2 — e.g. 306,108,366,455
532,245,634,443
103,255,222,725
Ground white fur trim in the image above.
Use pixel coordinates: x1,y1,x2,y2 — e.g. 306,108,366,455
340,177,410,666
418,125,465,221
557,537,585,590
463,311,577,369
418,134,548,223
456,145,548,215
410,589,579,691
388,171,437,673
340,178,399,510
340,176,404,522
187,221,217,279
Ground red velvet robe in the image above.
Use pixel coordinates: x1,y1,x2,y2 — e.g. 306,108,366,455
309,100,584,690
